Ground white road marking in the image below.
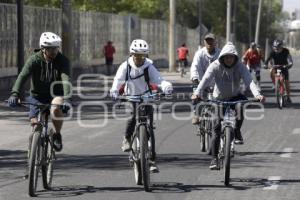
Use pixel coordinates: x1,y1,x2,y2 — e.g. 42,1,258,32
292,128,300,135
280,148,293,158
263,176,281,190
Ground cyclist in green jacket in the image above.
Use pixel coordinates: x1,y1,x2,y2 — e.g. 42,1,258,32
8,32,71,152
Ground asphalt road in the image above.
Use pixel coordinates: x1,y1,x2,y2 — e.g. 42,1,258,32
1,52,300,200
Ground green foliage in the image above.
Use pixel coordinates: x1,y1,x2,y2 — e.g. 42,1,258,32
22,0,285,46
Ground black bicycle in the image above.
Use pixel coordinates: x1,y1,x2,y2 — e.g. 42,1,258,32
193,87,214,153
207,99,257,186
118,94,160,192
11,102,67,196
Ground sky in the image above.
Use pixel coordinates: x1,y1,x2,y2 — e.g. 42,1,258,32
283,0,300,14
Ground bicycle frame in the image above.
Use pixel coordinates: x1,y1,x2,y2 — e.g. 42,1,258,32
207,99,254,186
119,94,158,192
272,65,287,109
26,103,57,196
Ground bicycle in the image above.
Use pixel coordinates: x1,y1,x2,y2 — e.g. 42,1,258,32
193,87,214,153
207,99,256,186
10,102,66,196
117,93,161,192
178,59,187,78
270,65,287,109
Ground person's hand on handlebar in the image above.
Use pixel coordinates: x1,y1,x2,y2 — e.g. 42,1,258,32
255,94,266,103
8,95,19,107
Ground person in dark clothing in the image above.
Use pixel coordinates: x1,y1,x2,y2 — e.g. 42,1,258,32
264,39,293,103
103,41,116,75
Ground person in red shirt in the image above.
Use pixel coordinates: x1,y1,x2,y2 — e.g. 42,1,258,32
103,41,116,75
177,43,189,76
242,42,264,90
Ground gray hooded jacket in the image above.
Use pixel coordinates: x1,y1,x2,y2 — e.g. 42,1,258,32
194,42,260,100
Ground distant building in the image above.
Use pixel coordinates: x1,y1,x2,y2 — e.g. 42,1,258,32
292,9,300,20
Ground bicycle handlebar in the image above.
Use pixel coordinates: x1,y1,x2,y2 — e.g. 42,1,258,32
117,93,171,103
204,99,259,105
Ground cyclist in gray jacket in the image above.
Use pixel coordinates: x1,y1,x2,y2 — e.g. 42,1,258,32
191,42,265,169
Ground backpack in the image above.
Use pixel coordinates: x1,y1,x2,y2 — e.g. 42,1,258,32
122,61,152,94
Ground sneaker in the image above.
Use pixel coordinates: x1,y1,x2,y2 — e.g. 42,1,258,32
192,116,200,125
209,158,219,170
234,137,244,145
52,132,63,152
286,96,292,103
149,161,159,173
121,137,131,152
234,131,244,145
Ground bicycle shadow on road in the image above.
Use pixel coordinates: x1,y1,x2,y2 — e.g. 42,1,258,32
35,185,144,198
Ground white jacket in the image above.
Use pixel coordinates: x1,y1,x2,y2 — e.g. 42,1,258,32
190,47,221,81
194,42,260,100
110,57,173,95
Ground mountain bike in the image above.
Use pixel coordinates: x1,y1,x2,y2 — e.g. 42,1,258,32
271,65,287,109
178,59,187,77
194,87,214,153
11,102,66,196
208,99,256,186
118,93,161,192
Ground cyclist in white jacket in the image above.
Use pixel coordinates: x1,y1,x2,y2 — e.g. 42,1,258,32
190,33,221,124
110,39,173,173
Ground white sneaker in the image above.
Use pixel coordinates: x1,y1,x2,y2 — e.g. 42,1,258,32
149,161,159,173
121,137,131,152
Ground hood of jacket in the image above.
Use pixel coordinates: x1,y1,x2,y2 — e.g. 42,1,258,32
218,42,239,66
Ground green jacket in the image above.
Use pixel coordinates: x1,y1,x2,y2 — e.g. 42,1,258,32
11,50,71,99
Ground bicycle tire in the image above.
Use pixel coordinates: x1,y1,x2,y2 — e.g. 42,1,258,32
140,125,151,192
132,135,142,185
275,80,283,109
28,131,42,197
224,126,233,186
42,135,54,190
199,127,206,152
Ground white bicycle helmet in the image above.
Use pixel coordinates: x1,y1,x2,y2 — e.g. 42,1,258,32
39,32,62,48
129,39,149,54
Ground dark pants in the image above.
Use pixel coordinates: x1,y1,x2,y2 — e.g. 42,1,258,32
211,94,247,158
105,57,113,75
125,103,156,160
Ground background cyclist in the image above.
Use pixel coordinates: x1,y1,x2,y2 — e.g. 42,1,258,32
190,33,221,124
264,39,293,103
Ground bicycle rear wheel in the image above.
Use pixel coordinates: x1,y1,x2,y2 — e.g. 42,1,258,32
139,125,151,192
132,135,142,185
42,134,54,190
224,127,233,186
28,131,42,197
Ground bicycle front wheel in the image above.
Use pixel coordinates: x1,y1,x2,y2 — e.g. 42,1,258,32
28,131,42,197
224,127,233,186
132,135,142,185
42,134,54,190
139,125,151,192
275,80,283,109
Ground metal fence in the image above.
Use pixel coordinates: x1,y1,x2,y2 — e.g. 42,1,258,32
0,3,204,78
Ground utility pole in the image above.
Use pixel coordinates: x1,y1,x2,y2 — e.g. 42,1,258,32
198,0,202,46
248,0,252,44
226,0,232,43
169,0,176,72
255,0,263,44
17,0,24,74
62,0,73,78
